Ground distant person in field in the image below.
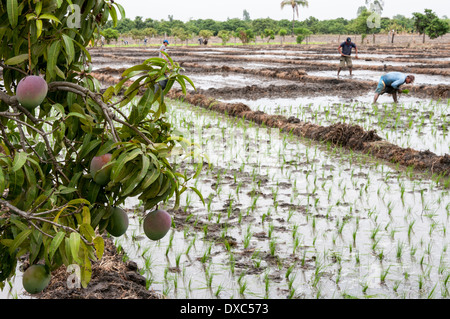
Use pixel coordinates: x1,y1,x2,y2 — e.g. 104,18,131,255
198,38,203,45
373,72,415,104
337,37,358,77
203,39,208,45
156,40,170,93
159,39,169,61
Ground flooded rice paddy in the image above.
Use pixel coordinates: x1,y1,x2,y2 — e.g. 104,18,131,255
5,42,450,299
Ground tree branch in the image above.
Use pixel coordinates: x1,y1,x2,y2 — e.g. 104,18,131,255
0,199,93,246
48,81,121,144
0,62,28,76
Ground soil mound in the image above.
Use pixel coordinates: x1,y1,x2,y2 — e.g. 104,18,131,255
32,237,162,299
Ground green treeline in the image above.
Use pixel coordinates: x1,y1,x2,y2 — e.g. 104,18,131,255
101,8,449,44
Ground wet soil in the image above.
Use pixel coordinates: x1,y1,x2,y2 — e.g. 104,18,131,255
90,43,450,100
31,236,162,299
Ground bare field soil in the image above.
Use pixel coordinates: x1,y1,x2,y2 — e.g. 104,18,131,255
91,43,450,100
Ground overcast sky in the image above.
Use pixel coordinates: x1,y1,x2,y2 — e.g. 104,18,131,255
117,0,450,22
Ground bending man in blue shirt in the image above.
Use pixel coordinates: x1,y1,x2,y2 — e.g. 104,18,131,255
373,72,415,103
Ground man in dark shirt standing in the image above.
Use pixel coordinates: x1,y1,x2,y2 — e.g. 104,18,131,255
338,37,358,77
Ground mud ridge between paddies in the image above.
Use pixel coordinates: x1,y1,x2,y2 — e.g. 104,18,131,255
176,54,450,77
178,63,450,99
91,66,450,100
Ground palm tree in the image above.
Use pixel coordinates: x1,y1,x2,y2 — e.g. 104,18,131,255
280,0,309,36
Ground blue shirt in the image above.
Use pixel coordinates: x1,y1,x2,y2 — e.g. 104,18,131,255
381,72,407,89
340,41,356,56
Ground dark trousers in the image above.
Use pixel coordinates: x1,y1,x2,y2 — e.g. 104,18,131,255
154,77,168,93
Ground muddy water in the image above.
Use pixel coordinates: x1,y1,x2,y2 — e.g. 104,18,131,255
201,59,422,69
308,70,450,85
184,73,296,90
0,266,27,299
112,98,450,299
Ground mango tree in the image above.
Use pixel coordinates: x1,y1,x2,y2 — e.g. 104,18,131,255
0,0,202,293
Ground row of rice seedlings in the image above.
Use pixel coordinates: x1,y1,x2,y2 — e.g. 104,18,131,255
256,98,450,155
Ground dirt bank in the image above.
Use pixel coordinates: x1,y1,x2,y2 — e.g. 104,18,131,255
32,236,162,299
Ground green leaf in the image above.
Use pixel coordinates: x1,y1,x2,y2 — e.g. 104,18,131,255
114,2,126,19
69,232,82,264
35,1,42,16
82,206,91,225
72,38,91,63
122,64,150,78
47,41,61,80
86,182,101,204
78,139,101,161
180,75,196,91
0,167,5,196
6,0,18,28
97,140,117,156
79,223,95,242
56,186,78,195
9,229,32,255
177,75,187,95
29,229,43,264
49,231,65,261
55,65,66,79
36,19,43,39
5,54,29,66
114,77,128,95
66,111,87,120
9,216,28,231
25,157,45,188
139,166,159,190
67,198,91,206
102,86,115,102
122,155,149,196
53,206,70,230
93,236,104,260
124,75,147,97
109,4,118,27
22,164,37,209
111,148,142,182
80,244,92,288
190,186,205,206
39,13,61,24
62,34,75,64
11,152,28,172
52,103,65,116
26,13,37,21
